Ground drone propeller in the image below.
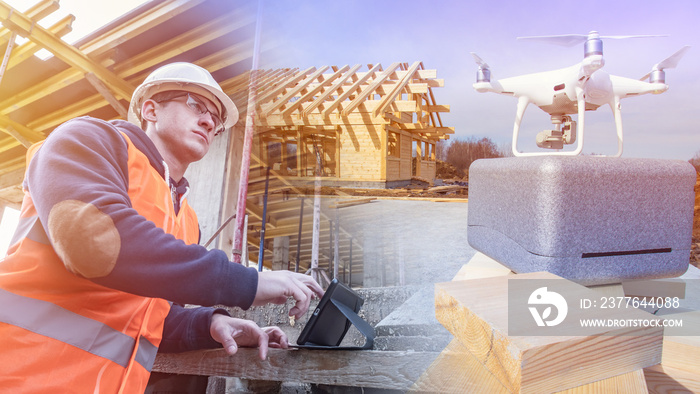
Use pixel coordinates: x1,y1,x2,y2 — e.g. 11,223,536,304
470,52,491,83
517,32,667,47
471,52,489,69
640,45,691,81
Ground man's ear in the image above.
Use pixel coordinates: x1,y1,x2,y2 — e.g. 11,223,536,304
141,99,158,123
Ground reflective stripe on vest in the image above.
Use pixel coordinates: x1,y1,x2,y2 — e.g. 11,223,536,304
0,288,158,371
8,215,50,247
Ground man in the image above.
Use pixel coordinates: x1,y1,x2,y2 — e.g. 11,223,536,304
0,62,323,393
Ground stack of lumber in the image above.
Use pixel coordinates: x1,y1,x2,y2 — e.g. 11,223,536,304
411,253,700,393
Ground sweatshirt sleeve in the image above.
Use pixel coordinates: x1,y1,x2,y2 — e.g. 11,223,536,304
159,304,227,353
27,117,258,309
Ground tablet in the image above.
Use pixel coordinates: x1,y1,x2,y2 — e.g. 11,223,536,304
295,278,374,349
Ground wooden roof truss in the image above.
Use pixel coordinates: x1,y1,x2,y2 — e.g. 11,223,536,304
228,62,454,142
0,0,257,207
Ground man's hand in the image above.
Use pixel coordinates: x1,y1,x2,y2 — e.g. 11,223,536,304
209,313,289,360
254,270,324,318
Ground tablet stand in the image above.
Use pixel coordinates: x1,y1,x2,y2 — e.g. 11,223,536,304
297,298,375,350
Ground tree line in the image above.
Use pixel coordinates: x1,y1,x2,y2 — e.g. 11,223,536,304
439,138,700,175
689,150,700,172
436,137,511,174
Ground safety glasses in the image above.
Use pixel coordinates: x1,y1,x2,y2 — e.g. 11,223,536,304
155,93,225,135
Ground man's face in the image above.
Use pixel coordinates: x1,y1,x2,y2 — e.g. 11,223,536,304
148,92,222,165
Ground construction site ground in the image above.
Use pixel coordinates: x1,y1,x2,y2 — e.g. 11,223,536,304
692,170,700,268
295,167,699,270
154,171,700,392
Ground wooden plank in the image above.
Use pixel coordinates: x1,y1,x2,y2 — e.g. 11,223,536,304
409,338,510,393
302,64,359,117
329,197,376,209
416,254,647,393
622,279,687,298
283,65,349,117
322,63,382,117
411,338,649,394
0,2,134,100
659,311,700,375
644,364,700,394
342,63,400,116
256,66,316,109
425,104,450,112
84,72,128,118
0,0,58,46
244,198,277,228
264,66,329,116
154,346,440,390
114,9,253,77
6,14,74,71
0,167,24,190
412,255,512,393
0,115,44,147
558,370,647,393
452,252,514,281
77,0,206,58
374,61,421,117
396,68,436,79
10,30,259,132
435,271,663,393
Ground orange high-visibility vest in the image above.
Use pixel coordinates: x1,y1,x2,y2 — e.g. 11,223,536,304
0,132,199,393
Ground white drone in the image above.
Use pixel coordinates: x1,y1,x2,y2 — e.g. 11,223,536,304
472,31,690,157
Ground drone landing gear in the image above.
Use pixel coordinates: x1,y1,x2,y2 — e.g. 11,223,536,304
536,115,577,149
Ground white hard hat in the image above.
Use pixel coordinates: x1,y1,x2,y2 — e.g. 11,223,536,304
128,62,239,129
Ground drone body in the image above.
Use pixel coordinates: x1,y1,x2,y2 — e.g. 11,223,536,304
472,31,689,157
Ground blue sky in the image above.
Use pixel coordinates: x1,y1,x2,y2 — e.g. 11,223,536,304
5,0,698,160
2,0,699,254
258,0,700,160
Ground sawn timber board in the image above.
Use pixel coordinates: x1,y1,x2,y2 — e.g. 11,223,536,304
435,271,663,393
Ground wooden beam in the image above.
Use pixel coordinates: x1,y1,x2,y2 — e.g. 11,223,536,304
281,65,349,117
257,67,316,110
26,41,253,132
0,0,58,45
411,338,648,393
245,197,278,228
0,115,43,147
5,14,74,71
342,63,400,116
660,311,700,376
0,1,134,99
644,364,700,393
84,72,128,119
0,156,24,175
193,39,254,73
414,254,649,393
301,64,359,117
263,66,329,117
396,68,437,80
0,64,88,116
0,0,215,117
0,136,21,154
77,0,206,59
26,88,119,132
425,105,450,113
153,342,441,388
0,167,24,190
112,8,253,77
435,271,663,393
374,61,421,117
322,63,382,117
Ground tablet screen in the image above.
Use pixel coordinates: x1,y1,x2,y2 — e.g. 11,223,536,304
296,279,364,347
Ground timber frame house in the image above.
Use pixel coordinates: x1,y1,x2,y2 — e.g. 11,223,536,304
238,63,453,188
0,0,453,284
